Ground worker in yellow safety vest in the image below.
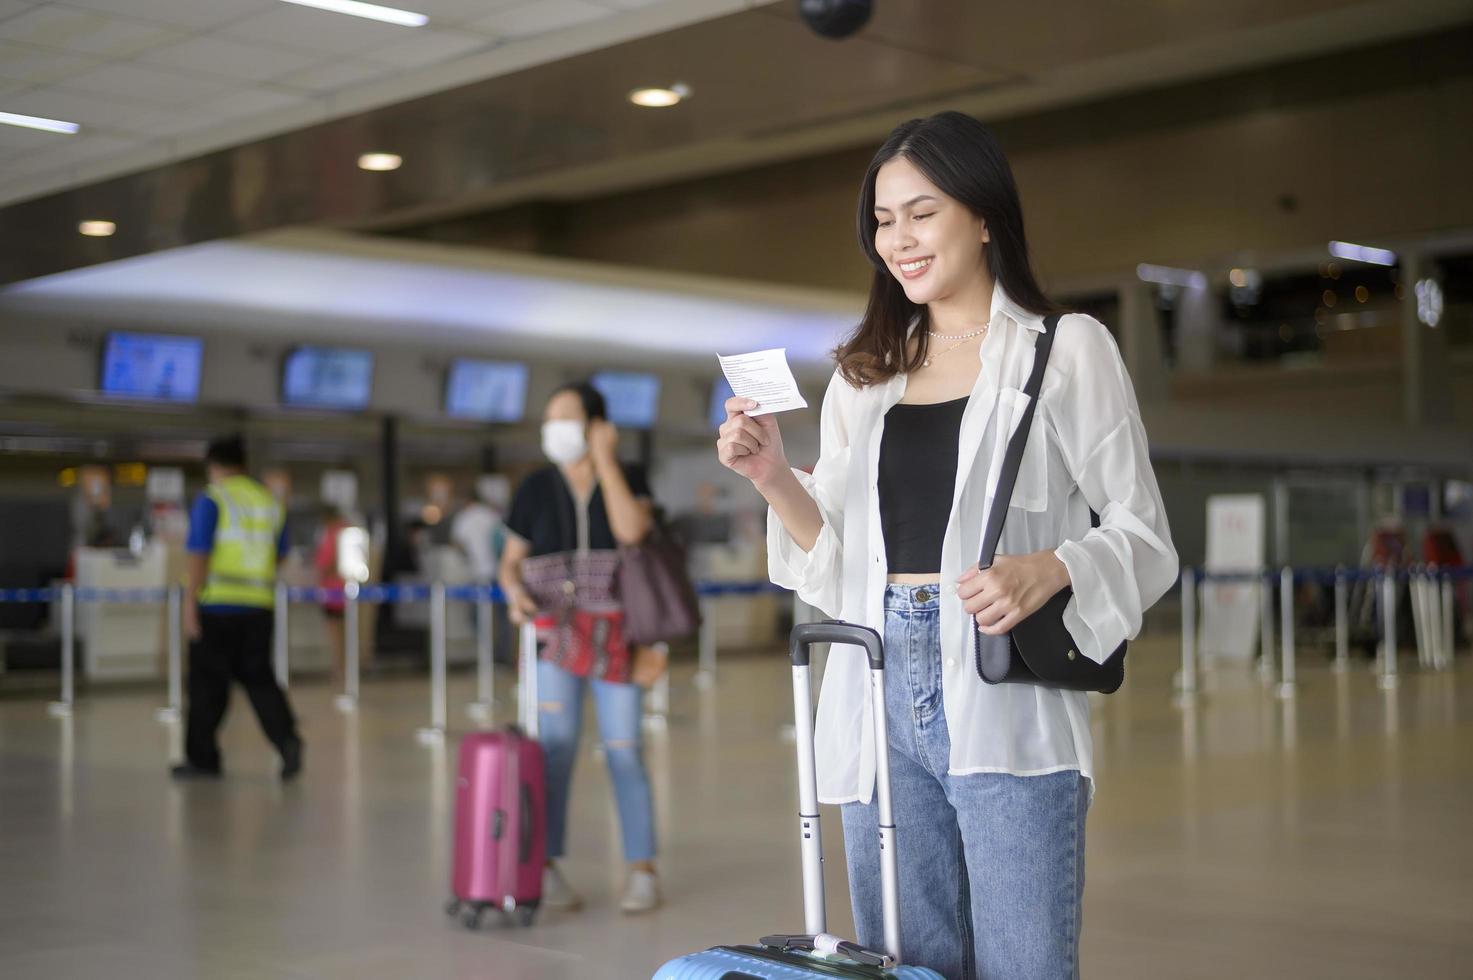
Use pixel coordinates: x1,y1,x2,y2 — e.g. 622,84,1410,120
173,434,303,781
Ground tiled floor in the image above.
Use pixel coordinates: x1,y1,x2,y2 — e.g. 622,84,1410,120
1,632,1468,978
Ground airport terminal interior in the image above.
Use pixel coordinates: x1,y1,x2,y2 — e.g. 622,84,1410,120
1,1,1471,977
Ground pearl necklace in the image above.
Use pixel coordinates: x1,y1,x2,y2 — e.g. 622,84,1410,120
924,326,989,341
922,324,987,368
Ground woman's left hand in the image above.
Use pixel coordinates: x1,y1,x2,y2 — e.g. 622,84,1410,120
957,551,1070,635
588,419,619,463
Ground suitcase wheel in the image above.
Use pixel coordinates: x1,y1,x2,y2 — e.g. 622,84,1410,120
444,899,461,918
461,905,485,930
515,906,536,928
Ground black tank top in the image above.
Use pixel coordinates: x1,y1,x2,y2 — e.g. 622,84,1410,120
878,396,967,574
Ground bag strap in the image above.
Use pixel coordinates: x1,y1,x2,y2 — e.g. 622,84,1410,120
547,472,579,623
549,469,576,555
976,313,1062,571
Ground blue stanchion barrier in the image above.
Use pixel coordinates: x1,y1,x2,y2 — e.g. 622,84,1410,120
285,586,344,605
694,581,791,598
0,588,56,603
1192,565,1473,587
3,567,1462,605
75,587,169,604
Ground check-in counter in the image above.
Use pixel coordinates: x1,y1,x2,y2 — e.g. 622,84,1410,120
281,557,331,676
690,540,780,649
393,546,477,663
71,544,167,681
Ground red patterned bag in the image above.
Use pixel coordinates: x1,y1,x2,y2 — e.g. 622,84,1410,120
520,547,632,684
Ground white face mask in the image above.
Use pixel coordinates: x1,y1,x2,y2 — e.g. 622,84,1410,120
541,419,587,465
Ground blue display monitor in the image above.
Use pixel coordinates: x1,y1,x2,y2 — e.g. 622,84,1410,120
100,332,203,403
709,376,735,430
282,347,373,410
590,371,660,429
445,359,529,422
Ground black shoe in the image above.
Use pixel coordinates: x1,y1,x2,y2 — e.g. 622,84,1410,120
280,740,303,781
170,762,222,780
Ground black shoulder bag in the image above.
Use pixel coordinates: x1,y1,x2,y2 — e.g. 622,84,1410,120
973,313,1126,694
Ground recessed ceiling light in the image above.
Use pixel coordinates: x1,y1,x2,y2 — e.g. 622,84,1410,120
628,83,692,108
0,110,81,135
1328,240,1396,267
278,0,427,28
79,221,116,237
358,152,402,172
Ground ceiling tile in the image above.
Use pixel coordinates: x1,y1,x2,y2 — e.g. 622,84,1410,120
7,131,144,176
471,0,610,39
275,57,397,94
62,61,236,107
0,120,64,153
220,5,412,56
5,85,182,137
0,5,185,58
194,85,305,120
596,0,679,9
360,27,490,69
0,40,105,84
141,34,319,82
406,0,525,25
56,0,276,32
0,1,42,23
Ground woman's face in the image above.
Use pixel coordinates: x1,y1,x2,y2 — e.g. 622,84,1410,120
543,390,587,427
872,156,989,308
541,390,592,466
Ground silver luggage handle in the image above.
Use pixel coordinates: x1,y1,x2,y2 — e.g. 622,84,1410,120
518,622,539,737
789,620,902,966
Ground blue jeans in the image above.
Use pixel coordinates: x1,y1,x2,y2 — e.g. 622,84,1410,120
538,658,657,863
841,585,1088,980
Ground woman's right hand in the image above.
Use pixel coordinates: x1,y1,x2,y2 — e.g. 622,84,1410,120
717,397,788,488
505,586,540,626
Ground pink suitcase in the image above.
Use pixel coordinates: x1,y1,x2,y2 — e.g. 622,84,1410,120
446,625,547,929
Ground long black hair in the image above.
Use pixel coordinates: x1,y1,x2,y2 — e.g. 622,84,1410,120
836,111,1062,386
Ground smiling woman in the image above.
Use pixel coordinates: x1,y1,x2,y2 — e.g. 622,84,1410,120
838,112,1064,386
716,110,1178,979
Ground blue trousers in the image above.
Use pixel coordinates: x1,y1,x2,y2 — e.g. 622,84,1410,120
538,658,656,863
842,585,1088,980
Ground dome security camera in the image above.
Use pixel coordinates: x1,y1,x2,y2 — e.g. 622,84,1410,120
798,0,873,40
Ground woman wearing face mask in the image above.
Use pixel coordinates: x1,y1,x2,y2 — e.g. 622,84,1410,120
499,381,662,915
717,112,1177,978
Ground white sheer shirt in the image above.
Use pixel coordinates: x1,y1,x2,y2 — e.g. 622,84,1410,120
768,283,1178,805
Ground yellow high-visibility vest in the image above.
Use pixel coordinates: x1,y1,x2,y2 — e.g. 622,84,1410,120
199,475,282,609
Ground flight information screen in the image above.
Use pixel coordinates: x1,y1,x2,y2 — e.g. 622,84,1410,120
100,332,203,403
445,359,529,422
591,371,661,429
282,347,374,410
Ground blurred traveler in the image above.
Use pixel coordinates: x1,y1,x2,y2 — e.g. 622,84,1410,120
314,504,349,688
172,435,303,782
452,475,514,664
498,382,663,915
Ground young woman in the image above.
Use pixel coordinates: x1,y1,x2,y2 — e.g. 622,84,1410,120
498,382,662,915
717,112,1177,978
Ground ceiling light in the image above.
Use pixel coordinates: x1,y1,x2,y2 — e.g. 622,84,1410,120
628,83,692,108
1136,263,1206,289
0,110,80,135
358,152,402,172
1415,279,1443,327
278,0,427,27
1328,240,1396,267
79,221,116,237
